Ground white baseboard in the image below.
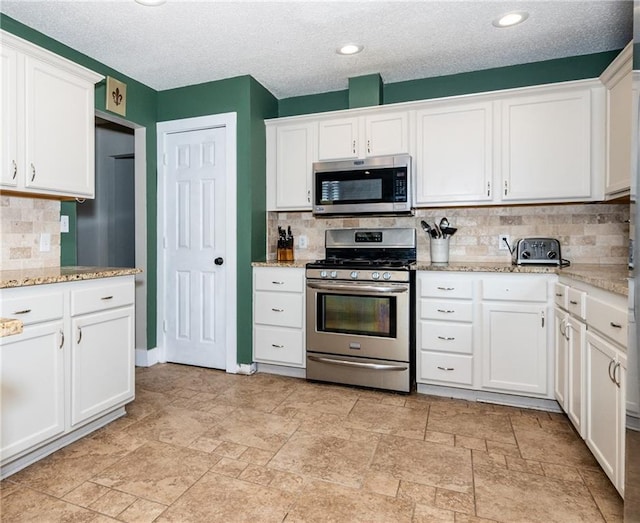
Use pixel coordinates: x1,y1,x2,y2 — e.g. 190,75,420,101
234,363,257,375
135,347,160,367
256,363,306,379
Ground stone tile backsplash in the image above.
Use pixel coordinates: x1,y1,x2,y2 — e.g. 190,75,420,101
269,203,630,265
0,195,61,270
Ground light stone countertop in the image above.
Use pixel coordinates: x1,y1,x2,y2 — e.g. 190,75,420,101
0,266,142,289
0,318,23,338
253,260,629,296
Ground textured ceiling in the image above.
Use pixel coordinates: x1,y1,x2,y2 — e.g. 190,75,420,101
0,0,633,99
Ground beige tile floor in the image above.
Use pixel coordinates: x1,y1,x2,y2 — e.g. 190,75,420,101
0,363,623,522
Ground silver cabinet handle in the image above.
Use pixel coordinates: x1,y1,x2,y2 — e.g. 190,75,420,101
12,309,32,315
271,308,284,312
608,359,615,382
436,286,454,291
307,189,311,203
101,295,113,300
559,318,566,337
610,322,622,329
271,344,284,348
504,180,508,196
437,309,455,314
271,281,285,285
367,139,371,154
30,163,36,182
437,336,455,341
437,366,455,371
12,160,17,180
487,181,491,197
569,300,578,305
555,293,563,297
614,362,621,387
352,140,356,154
77,327,82,344
59,330,64,349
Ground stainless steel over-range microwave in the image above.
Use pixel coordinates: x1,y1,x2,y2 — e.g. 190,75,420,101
312,154,412,216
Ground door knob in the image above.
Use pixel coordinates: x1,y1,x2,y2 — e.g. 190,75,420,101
214,257,224,266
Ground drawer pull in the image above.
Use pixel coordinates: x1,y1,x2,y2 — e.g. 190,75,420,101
101,295,114,300
77,327,82,344
271,281,285,285
271,308,284,312
12,160,17,180
436,286,454,291
437,336,455,341
437,366,455,371
12,309,32,315
569,300,578,305
30,163,36,182
59,330,64,349
271,344,284,348
437,309,455,314
555,293,563,297
610,322,622,329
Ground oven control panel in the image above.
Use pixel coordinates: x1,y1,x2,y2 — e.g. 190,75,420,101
306,268,410,283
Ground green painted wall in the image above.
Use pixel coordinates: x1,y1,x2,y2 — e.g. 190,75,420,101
1,14,159,349
157,76,277,364
60,201,77,266
349,74,383,108
278,50,621,117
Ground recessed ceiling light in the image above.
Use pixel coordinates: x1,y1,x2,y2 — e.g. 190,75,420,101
135,0,166,6
337,44,364,56
493,11,529,28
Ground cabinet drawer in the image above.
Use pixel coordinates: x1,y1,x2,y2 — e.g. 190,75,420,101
554,283,568,309
253,325,304,366
419,321,472,354
71,280,134,316
254,268,304,293
419,278,473,299
420,352,473,385
254,292,303,328
420,299,472,322
482,278,547,302
586,296,627,347
567,288,586,319
0,292,63,325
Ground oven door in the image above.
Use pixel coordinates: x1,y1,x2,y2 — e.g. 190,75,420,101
306,279,410,362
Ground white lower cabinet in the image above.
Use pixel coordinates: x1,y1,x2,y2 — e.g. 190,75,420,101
585,330,626,493
0,276,135,475
252,267,305,368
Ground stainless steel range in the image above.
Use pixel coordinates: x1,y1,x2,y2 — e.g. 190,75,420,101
305,228,416,392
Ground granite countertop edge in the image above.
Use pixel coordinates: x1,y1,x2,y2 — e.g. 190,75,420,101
252,260,630,296
0,318,23,338
0,266,142,289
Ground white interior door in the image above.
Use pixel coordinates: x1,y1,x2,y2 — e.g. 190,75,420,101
163,126,227,369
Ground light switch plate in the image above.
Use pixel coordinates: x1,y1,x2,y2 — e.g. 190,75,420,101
60,215,69,233
39,233,51,252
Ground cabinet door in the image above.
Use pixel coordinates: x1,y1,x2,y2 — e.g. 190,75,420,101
585,331,624,491
567,317,586,437
500,88,592,201
24,55,95,197
364,112,409,157
0,322,65,461
318,117,359,160
553,307,568,409
415,102,493,205
482,303,547,395
1,43,18,188
70,307,134,426
273,123,315,210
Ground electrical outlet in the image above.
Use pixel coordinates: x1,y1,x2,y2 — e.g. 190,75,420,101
298,235,308,249
498,234,510,251
60,215,69,233
39,233,51,252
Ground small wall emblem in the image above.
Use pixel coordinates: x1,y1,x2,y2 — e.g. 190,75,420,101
106,76,127,116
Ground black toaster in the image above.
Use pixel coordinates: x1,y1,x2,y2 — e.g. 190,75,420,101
512,238,562,266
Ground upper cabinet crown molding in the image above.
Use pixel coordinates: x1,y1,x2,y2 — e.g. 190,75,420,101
1,30,103,200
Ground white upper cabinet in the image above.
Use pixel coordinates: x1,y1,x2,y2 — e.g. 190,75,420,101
499,86,595,202
415,100,493,205
266,121,316,211
600,43,633,198
0,31,103,199
317,111,409,161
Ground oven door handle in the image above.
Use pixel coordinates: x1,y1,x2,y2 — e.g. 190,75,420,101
308,354,408,371
306,282,408,294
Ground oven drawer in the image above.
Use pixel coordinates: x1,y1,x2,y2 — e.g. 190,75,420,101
420,352,473,386
419,321,472,354
254,292,303,328
419,278,473,299
420,299,472,322
254,268,304,293
253,325,304,366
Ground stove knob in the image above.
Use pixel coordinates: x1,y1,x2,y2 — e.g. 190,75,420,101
350,271,359,279
521,251,530,259
372,272,380,280
320,270,328,278
547,251,558,259
330,271,338,279
382,272,392,280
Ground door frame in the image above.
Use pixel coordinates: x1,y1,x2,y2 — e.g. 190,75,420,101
156,113,238,373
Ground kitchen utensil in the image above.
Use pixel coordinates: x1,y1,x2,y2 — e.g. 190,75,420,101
434,223,442,238
442,226,457,237
420,220,434,238
439,217,449,231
